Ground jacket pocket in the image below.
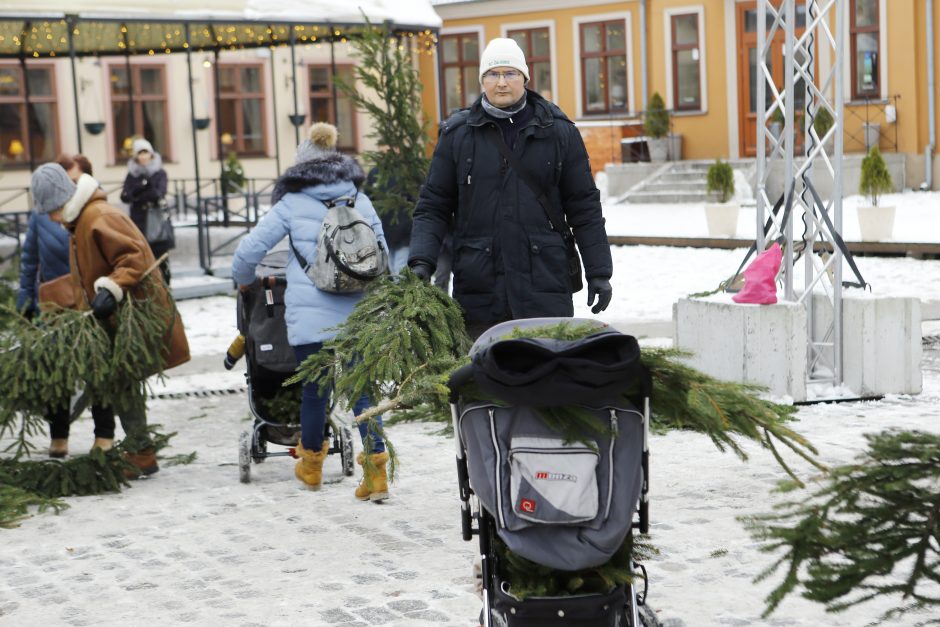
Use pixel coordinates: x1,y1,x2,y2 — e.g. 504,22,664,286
527,233,569,294
453,236,495,295
509,435,599,525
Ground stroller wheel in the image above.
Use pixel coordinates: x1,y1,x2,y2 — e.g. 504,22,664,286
341,426,355,476
251,427,267,463
238,430,251,483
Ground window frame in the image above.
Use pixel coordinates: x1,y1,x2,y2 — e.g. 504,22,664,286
215,62,267,157
505,25,553,101
108,63,171,161
668,10,704,113
438,30,483,117
307,64,358,152
577,18,630,116
849,0,880,100
0,62,60,169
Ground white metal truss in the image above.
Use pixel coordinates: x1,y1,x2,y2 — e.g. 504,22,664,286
755,0,847,391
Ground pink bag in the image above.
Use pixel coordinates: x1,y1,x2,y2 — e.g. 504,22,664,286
732,243,782,304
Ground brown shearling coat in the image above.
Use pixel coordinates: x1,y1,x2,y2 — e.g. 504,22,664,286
67,190,190,371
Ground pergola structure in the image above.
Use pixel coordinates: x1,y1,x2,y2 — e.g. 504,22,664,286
0,0,439,186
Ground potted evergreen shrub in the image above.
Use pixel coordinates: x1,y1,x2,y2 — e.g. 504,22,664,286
813,107,834,151
643,92,670,163
222,151,246,194
769,107,785,142
857,145,895,241
705,159,739,237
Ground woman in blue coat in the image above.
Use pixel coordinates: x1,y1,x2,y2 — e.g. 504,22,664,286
231,124,390,500
17,154,116,457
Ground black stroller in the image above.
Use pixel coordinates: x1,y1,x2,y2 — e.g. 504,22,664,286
235,250,354,483
448,318,657,627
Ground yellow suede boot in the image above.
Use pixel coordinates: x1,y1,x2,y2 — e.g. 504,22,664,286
354,451,390,502
90,438,114,453
295,441,330,489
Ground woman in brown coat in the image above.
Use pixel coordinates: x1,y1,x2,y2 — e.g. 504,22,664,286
29,162,190,476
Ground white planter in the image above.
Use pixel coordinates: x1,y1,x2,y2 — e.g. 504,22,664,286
667,134,683,161
704,202,740,238
647,137,669,163
856,204,896,241
864,123,881,150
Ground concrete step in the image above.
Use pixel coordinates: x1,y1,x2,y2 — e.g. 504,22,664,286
639,181,710,192
624,190,713,203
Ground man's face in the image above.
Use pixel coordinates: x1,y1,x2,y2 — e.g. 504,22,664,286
66,164,83,182
47,208,65,224
481,65,526,108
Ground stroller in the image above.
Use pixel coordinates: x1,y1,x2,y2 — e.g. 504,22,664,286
235,250,354,483
448,318,656,627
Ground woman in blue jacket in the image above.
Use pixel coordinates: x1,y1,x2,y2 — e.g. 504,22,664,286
231,124,390,500
17,154,116,457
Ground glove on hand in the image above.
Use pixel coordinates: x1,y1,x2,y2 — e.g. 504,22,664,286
91,288,118,320
586,277,613,314
409,261,433,282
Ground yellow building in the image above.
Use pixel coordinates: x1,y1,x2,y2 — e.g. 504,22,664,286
423,0,940,188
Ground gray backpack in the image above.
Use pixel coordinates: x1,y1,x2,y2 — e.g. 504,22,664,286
290,195,388,293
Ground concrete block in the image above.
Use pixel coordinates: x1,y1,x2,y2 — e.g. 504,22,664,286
674,297,807,401
812,293,922,396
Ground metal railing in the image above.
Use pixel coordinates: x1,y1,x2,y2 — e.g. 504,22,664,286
0,177,278,273
844,94,900,153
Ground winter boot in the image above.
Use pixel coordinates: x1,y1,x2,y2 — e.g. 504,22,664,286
90,438,114,453
123,447,159,478
354,451,390,502
294,440,330,489
48,438,68,458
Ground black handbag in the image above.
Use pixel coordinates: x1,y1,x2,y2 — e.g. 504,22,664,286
144,199,176,249
485,125,584,293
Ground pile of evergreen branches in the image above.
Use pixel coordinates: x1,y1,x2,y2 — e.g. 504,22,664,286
744,429,940,623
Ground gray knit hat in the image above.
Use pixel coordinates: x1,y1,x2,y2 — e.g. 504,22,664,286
31,163,77,215
294,122,339,164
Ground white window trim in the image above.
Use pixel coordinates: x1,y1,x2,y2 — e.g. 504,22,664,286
500,19,558,103
724,0,739,158
437,25,485,120
842,0,888,102
572,11,635,120
664,6,707,114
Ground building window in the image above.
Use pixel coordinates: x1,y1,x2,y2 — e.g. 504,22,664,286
439,32,480,116
671,13,701,111
110,65,170,160
0,64,58,168
309,65,357,152
580,20,628,114
850,0,879,99
217,64,266,156
507,27,552,100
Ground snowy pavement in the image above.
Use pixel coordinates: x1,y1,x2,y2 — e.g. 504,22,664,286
3,248,940,626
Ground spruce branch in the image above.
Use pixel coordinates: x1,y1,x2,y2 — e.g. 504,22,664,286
743,429,940,623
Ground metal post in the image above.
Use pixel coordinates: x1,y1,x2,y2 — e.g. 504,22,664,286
66,15,83,153
268,31,282,174
290,26,301,146
330,35,338,133
122,25,134,144
184,23,206,271
18,51,35,172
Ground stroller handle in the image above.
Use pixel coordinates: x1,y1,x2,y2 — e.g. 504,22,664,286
447,364,474,403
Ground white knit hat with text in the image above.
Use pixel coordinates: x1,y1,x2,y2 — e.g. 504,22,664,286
478,38,529,83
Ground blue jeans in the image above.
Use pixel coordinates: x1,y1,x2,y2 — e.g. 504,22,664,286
292,342,385,454
389,246,410,274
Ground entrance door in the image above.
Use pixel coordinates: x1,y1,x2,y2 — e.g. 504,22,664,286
737,2,807,156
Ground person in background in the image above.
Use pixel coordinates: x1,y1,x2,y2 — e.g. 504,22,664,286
232,123,391,500
408,38,613,338
30,162,190,475
121,138,171,285
17,154,118,457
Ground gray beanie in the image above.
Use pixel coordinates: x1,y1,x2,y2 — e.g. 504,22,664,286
31,163,77,215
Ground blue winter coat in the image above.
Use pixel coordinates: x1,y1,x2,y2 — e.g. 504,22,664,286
231,154,387,346
16,211,71,312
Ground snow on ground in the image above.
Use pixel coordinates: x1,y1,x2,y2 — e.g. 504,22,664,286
3,245,940,626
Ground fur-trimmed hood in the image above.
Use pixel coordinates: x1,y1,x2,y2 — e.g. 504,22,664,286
272,153,365,205
126,152,163,178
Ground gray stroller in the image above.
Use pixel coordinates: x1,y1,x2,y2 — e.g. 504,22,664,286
448,318,656,627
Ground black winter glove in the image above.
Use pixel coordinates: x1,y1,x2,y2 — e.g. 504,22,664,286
409,261,434,282
586,277,613,314
22,304,38,321
90,288,118,320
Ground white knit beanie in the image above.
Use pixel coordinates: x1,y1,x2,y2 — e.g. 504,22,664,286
132,137,154,155
479,38,529,83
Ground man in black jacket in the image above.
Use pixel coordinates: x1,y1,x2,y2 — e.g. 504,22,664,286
408,37,612,337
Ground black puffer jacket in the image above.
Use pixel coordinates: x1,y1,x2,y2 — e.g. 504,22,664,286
409,90,612,324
